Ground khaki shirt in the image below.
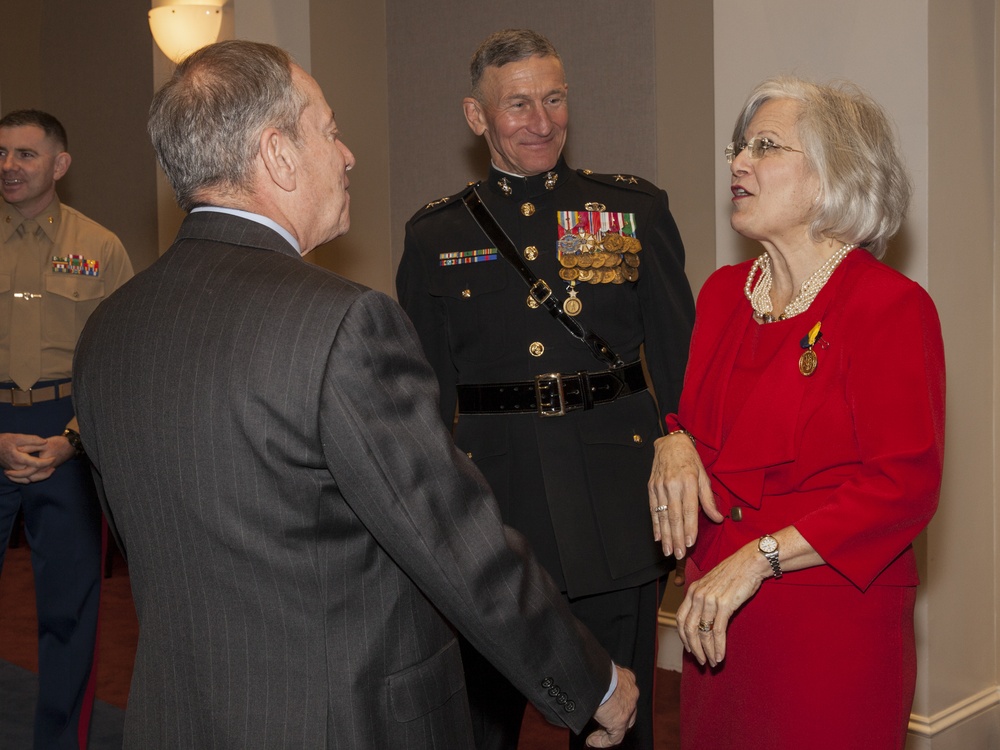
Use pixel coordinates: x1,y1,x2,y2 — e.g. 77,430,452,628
1,196,134,384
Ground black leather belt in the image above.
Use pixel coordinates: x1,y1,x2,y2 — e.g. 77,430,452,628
457,360,646,417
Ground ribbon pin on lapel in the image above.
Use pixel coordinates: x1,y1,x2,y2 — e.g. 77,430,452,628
799,321,823,376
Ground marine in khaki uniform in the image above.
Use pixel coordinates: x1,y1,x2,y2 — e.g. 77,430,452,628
397,30,695,750
0,109,133,749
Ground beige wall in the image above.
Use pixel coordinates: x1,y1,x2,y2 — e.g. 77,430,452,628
655,2,716,298
921,0,999,745
306,0,392,292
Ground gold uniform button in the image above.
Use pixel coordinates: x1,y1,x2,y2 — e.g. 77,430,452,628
526,295,539,309
520,202,535,217
529,341,545,357
524,246,538,261
466,451,473,459
461,289,471,298
632,433,643,445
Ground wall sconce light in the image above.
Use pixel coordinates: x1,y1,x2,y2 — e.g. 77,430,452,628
148,5,223,64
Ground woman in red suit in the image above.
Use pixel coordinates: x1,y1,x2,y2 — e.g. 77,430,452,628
647,77,945,749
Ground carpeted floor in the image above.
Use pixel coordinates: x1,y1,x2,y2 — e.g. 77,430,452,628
0,541,680,748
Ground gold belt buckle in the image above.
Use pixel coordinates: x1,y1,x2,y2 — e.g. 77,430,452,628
534,373,566,417
9,388,34,407
528,279,552,306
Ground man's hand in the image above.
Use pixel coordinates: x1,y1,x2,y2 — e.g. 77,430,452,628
0,432,74,484
587,665,638,747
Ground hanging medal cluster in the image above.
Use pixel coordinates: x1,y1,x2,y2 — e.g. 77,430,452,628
555,207,642,317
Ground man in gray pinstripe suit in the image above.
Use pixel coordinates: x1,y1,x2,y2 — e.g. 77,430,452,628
72,40,638,749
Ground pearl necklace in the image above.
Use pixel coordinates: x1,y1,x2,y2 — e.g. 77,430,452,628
744,243,856,322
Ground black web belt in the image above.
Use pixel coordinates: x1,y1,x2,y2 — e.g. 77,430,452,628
457,360,647,417
462,187,624,368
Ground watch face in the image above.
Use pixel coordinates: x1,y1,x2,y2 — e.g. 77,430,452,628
759,535,778,554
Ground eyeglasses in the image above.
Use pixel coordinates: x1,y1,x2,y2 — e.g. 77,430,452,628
725,137,803,164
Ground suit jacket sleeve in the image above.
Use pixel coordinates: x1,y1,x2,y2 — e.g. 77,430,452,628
635,188,695,420
397,221,458,428
317,289,611,731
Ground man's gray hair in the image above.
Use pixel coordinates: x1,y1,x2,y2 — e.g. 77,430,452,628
470,29,560,99
148,40,308,211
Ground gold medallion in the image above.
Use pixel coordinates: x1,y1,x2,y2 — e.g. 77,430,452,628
576,253,594,269
624,237,643,254
799,349,818,376
624,254,640,268
563,288,582,316
560,253,579,268
558,267,579,281
591,253,607,268
520,202,535,217
623,266,639,283
602,233,624,252
578,269,595,282
523,246,538,261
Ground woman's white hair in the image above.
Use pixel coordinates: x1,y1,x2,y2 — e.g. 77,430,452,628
732,76,911,258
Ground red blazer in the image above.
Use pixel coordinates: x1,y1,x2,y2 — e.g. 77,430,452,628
672,250,945,589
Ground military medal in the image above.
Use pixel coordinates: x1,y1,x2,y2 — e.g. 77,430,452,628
555,209,643,286
798,321,823,376
799,349,818,376
563,283,582,316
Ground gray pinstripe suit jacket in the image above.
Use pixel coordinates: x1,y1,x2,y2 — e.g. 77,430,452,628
73,212,610,749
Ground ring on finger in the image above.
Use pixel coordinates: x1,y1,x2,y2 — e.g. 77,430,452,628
697,619,714,633
654,504,668,513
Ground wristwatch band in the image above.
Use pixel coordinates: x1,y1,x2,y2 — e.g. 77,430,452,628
758,534,782,579
62,428,85,457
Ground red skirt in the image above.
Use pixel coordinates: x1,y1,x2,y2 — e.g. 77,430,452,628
680,559,916,750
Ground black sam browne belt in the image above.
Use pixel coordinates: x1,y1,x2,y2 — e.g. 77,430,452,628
457,360,647,417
